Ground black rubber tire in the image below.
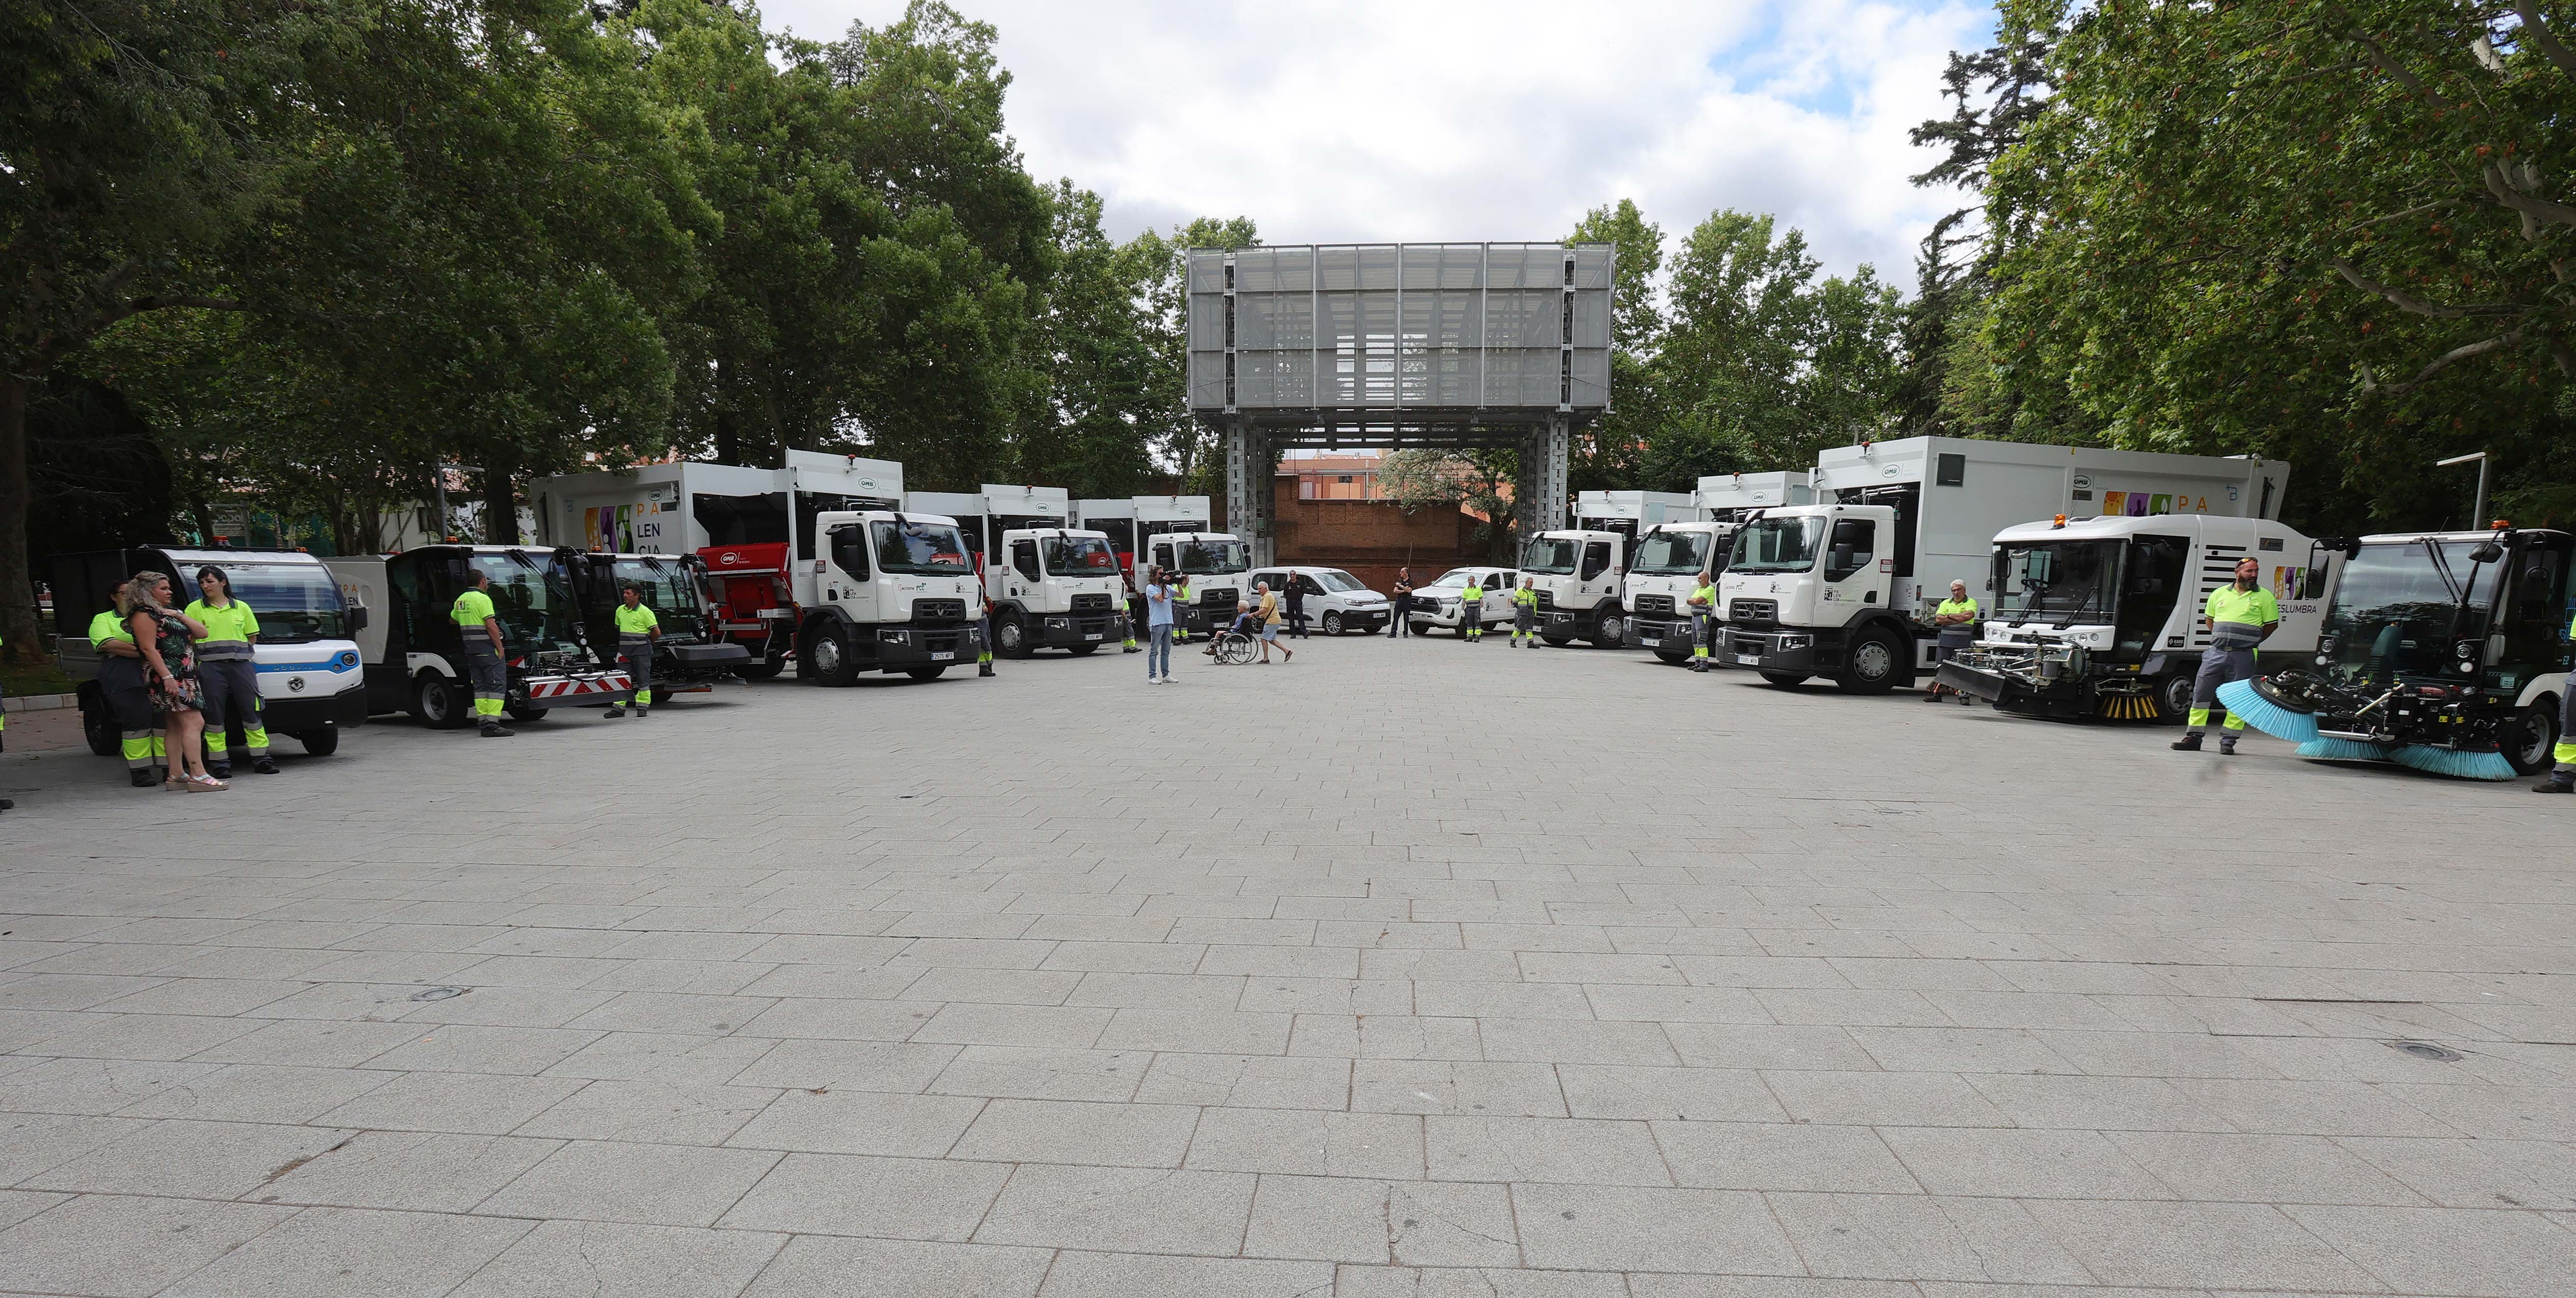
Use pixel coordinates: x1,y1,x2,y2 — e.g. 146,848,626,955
2154,672,2196,724
1654,648,1691,666
1069,645,1098,656
2503,700,2561,777
1591,610,1626,648
1760,671,1809,688
1322,612,1344,636
1409,621,1434,637
506,705,549,723
808,626,861,687
297,727,340,757
998,614,1036,659
906,665,947,681
415,673,469,730
1836,629,1905,694
1541,627,1574,646
82,698,120,757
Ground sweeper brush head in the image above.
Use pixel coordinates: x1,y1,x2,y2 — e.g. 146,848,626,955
2215,680,2321,743
2296,737,2392,763
2389,745,2520,782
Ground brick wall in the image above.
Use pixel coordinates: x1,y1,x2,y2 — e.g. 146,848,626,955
1271,484,1480,594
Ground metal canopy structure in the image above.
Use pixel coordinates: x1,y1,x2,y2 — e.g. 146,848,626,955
1187,242,1614,564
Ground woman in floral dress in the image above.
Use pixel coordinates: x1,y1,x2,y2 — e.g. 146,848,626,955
125,571,224,791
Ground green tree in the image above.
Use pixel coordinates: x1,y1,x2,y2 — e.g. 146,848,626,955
1122,217,1258,487
1565,199,1666,492
1015,182,1157,497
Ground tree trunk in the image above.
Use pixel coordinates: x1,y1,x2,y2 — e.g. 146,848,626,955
714,354,738,465
0,376,41,664
482,460,520,544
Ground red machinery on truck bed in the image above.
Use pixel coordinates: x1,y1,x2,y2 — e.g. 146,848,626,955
699,541,799,679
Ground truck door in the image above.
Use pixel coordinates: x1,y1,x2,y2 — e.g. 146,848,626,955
1579,541,1613,602
826,521,872,619
1821,517,1882,618
1008,539,1040,602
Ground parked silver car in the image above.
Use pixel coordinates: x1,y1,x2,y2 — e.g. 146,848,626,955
1248,566,1393,635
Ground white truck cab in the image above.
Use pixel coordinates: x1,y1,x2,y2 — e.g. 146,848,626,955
1623,521,1739,664
1520,530,1629,646
798,510,986,683
989,527,1128,656
1939,513,2338,719
1141,531,1250,634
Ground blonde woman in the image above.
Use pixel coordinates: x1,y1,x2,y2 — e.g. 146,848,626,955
125,572,223,791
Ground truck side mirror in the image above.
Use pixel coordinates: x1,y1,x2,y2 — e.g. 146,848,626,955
347,605,369,633
2302,565,2330,600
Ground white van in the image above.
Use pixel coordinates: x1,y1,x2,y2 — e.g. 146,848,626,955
1247,566,1393,635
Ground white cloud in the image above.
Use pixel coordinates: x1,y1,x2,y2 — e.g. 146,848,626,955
756,0,1995,291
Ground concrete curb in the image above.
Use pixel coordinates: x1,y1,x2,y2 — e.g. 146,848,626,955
4,693,75,713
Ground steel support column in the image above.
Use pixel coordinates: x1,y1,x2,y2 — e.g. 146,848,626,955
1225,420,1271,568
1535,415,1570,532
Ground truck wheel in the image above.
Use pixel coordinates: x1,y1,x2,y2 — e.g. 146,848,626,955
1837,630,1904,694
413,673,469,730
1654,647,1691,666
1541,626,1574,646
1410,621,1433,637
1760,671,1809,688
82,696,120,757
2153,672,2195,723
507,705,549,723
906,665,947,682
1592,610,1625,648
997,614,1035,659
1322,612,1344,636
2501,700,2560,776
806,626,860,687
737,655,784,681
296,727,340,757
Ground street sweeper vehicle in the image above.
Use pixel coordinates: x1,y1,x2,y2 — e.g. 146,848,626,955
2213,526,2572,780
569,552,754,700
51,546,369,758
1717,436,2291,692
1623,521,1739,664
327,546,627,726
531,451,905,679
1933,513,2340,720
1523,529,1632,647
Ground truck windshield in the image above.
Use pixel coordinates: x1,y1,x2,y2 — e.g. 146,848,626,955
1729,517,1826,574
1521,537,1579,575
611,556,702,621
221,563,348,643
874,521,974,575
1995,541,2120,621
2323,540,2500,678
1171,539,1247,574
470,552,575,647
1043,536,1119,575
1631,531,1712,575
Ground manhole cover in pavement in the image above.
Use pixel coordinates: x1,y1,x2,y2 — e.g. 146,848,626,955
2389,1040,2461,1062
409,987,467,1002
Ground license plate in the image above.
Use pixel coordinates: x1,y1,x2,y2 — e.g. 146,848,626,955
1736,653,1761,665
1084,633,1103,641
930,652,954,662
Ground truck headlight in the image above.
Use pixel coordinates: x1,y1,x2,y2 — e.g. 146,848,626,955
1047,617,1070,628
1776,633,1812,651
879,629,907,642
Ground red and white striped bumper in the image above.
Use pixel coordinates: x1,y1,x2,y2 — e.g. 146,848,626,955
525,673,629,700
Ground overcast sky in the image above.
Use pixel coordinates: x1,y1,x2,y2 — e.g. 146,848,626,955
758,0,1997,294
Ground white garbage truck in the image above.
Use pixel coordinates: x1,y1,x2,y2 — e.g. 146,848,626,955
1574,490,1703,540
1623,522,1740,664
1137,530,1251,635
1718,436,2292,692
792,508,987,683
1695,470,1815,521
1522,528,1633,647
909,485,1129,656
1936,513,2341,720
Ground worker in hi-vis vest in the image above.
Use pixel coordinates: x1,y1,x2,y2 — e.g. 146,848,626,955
976,593,997,678
2172,557,2279,755
453,571,515,737
1509,577,1540,647
1458,576,1484,640
604,584,658,718
1687,572,1718,671
91,583,164,785
2537,608,2576,794
1172,575,1193,642
186,565,278,776
1924,580,1981,705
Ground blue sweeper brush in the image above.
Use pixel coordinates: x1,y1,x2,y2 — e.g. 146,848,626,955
2215,680,2320,743
2295,737,2392,763
2388,745,2519,781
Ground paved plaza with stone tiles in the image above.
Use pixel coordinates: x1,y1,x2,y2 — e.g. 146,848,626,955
0,632,2572,1297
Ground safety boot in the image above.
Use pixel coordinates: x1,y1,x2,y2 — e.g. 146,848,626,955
251,758,280,774
208,762,233,780
2170,734,2203,752
2535,773,2575,794
130,769,158,788
603,707,626,718
479,722,517,738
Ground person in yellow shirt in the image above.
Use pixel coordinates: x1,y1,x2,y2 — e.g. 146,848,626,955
1510,577,1541,648
453,571,514,738
1924,580,1981,705
186,566,277,776
2537,610,2576,794
604,583,659,719
2173,557,2280,755
1254,581,1294,664
87,581,162,785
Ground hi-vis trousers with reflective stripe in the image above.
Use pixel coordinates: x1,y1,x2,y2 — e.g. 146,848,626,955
2186,641,2259,735
465,649,508,721
197,658,267,759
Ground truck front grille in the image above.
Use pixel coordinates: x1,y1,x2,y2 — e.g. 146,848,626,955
1072,592,1113,613
912,599,967,623
1729,598,1777,623
1634,594,1674,616
1534,590,1557,612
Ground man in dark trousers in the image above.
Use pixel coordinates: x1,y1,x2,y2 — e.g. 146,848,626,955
1390,568,1413,637
453,570,515,737
2173,556,2278,756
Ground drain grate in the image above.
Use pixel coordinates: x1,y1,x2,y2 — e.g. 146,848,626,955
2389,1040,2462,1062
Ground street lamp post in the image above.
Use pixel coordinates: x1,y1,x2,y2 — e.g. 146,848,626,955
2435,451,2490,531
